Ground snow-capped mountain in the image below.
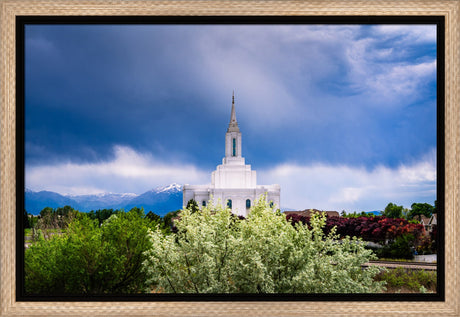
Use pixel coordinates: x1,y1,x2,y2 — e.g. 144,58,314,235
25,184,183,216
155,183,182,193
123,183,182,214
66,192,139,211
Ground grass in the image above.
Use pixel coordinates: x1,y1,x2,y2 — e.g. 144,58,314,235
377,257,436,264
375,267,437,293
377,258,414,262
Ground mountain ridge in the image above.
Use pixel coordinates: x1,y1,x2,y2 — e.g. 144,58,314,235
25,183,183,216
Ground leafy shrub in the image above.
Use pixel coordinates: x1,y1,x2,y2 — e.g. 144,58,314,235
375,267,436,293
25,208,156,294
142,198,385,293
416,235,436,255
376,234,415,259
429,224,437,253
287,214,426,246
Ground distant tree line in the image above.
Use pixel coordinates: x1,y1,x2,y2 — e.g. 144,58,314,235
24,205,181,235
342,201,437,221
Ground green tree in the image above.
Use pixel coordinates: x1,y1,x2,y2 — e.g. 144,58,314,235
55,205,76,217
24,210,30,229
161,210,181,233
407,203,434,220
143,198,385,293
342,211,374,218
145,211,161,223
128,206,144,216
382,203,404,219
186,199,199,214
376,234,415,259
24,231,68,293
39,206,53,218
35,206,77,240
25,208,155,294
88,208,117,225
29,213,38,229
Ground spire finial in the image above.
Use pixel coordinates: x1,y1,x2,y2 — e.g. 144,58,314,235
227,91,239,132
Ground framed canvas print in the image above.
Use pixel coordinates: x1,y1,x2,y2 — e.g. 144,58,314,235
1,1,459,316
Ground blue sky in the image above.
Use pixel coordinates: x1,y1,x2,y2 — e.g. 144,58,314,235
25,24,437,212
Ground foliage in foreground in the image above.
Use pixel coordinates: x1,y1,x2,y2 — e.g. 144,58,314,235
25,208,156,294
142,198,385,293
375,268,436,293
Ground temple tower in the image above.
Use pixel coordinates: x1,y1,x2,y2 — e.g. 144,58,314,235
183,93,280,217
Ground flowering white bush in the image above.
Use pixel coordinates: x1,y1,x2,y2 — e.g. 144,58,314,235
142,198,385,293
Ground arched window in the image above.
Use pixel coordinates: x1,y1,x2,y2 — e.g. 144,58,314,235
202,200,206,207
227,199,232,209
246,199,251,209
269,201,274,208
232,138,236,156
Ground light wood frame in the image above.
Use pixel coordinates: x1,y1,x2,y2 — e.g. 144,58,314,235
1,1,459,316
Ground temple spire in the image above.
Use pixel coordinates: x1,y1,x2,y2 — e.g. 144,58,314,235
227,91,239,132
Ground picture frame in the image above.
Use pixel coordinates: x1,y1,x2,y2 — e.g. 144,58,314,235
1,0,459,316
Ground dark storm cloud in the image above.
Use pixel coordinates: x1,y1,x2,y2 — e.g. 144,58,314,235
25,25,228,168
26,24,436,169
25,24,437,210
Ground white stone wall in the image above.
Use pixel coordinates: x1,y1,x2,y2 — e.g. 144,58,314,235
183,184,210,207
212,164,256,189
183,185,280,218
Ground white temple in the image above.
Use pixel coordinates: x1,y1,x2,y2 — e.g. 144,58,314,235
183,93,280,217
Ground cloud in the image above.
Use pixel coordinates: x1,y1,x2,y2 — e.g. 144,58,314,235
365,60,436,99
25,24,437,178
344,35,436,106
189,24,436,128
27,144,437,214
258,149,436,211
371,25,437,43
26,146,210,195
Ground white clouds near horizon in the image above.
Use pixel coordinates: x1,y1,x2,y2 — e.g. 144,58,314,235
259,149,436,212
26,146,436,212
26,146,209,195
